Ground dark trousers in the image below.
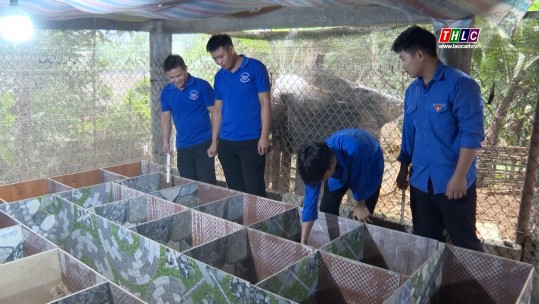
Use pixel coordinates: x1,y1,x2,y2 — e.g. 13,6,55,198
217,139,267,197
319,181,380,216
177,140,216,185
410,180,483,252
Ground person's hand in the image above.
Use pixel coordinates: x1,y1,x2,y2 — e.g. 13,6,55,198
352,205,372,223
163,142,170,154
207,141,218,157
258,137,270,155
396,164,409,190
446,175,467,200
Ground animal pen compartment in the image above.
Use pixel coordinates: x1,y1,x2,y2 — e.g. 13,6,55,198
56,181,146,209
131,209,244,252
194,192,297,226
0,162,535,303
102,160,162,178
0,178,71,203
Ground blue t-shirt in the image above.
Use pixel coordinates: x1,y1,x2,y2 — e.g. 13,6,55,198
397,61,485,194
213,55,271,141
302,129,384,222
160,74,215,148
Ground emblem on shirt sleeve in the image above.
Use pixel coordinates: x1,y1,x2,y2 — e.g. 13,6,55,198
240,72,251,83
433,103,446,112
189,90,199,100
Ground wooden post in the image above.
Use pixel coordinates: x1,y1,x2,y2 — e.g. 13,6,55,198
516,85,539,244
149,20,171,165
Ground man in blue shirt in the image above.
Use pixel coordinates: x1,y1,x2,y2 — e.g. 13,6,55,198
392,26,484,252
297,129,384,245
160,54,216,184
206,34,271,197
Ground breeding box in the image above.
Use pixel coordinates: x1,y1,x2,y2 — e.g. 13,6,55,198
321,223,439,276
387,244,535,304
131,209,243,252
0,211,56,258
117,172,191,194
184,228,315,284
91,195,186,228
258,251,405,303
102,160,161,178
0,178,71,203
0,196,290,303
195,193,295,226
0,212,56,265
250,209,362,248
51,168,124,188
57,182,145,209
151,182,239,208
0,248,108,303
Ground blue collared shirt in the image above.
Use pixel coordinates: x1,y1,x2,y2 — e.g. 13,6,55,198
160,74,215,148
302,129,384,222
398,61,485,194
213,55,271,141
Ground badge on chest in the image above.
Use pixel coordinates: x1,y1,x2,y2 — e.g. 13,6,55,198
433,103,446,112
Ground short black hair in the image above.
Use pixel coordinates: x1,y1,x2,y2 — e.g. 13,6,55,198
163,54,186,72
206,34,233,53
297,142,334,185
391,25,438,58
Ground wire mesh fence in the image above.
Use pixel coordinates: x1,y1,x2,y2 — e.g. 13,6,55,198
1,21,539,272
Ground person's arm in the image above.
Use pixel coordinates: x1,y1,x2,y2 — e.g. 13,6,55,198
301,221,315,245
346,136,378,222
396,92,415,189
446,77,484,199
396,162,410,189
301,184,321,245
258,91,271,155
207,101,222,157
161,111,172,154
446,148,476,199
352,200,372,223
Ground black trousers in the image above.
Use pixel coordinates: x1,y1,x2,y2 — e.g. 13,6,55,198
217,138,267,197
319,181,380,216
410,180,483,252
177,140,216,185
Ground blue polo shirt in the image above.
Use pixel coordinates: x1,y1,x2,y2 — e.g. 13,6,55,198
398,61,485,194
213,55,271,141
302,129,384,222
160,74,215,148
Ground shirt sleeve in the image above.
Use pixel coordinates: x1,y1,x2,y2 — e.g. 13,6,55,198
160,89,171,112
453,77,485,148
254,61,271,93
397,88,415,164
348,142,370,202
201,80,215,107
213,74,222,101
302,183,321,222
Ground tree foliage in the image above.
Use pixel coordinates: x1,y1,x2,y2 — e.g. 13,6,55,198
473,16,539,146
